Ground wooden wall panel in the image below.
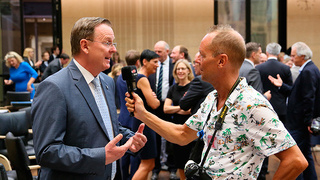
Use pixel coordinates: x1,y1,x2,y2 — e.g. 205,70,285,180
61,0,320,68
61,0,213,61
287,0,320,67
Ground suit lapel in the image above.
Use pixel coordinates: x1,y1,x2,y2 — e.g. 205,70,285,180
69,60,111,140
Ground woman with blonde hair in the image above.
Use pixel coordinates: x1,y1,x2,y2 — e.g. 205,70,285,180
23,47,42,69
4,51,38,99
163,59,194,180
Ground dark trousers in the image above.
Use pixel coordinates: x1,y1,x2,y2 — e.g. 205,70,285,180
289,129,317,180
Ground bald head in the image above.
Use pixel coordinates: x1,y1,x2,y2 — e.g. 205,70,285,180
154,41,170,62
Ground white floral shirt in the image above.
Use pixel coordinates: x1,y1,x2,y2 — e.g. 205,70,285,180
185,78,296,179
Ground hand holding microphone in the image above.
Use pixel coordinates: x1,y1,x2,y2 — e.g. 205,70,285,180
121,65,138,116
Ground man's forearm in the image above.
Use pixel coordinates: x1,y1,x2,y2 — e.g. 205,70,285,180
273,145,308,179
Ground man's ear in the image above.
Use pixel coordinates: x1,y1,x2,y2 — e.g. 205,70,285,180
251,52,256,59
218,54,228,68
80,39,89,54
180,52,185,59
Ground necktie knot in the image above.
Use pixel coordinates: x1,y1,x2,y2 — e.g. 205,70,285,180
92,78,100,88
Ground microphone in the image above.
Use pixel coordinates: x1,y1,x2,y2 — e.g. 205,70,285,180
121,65,138,116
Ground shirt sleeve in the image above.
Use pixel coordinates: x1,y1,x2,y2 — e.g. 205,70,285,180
185,92,215,131
247,105,296,157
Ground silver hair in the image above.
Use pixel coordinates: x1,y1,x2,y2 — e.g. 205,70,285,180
292,42,312,60
266,42,281,56
156,40,170,50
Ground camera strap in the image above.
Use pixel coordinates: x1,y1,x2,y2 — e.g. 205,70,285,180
199,77,241,170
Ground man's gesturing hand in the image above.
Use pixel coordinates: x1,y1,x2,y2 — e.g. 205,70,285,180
268,74,283,87
129,123,147,152
105,134,133,165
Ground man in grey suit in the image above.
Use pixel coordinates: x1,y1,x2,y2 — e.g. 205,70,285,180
239,42,263,93
31,17,147,180
41,53,70,81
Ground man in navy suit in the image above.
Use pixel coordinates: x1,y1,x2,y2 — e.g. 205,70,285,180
256,43,293,124
31,17,146,180
269,42,320,180
48,45,60,64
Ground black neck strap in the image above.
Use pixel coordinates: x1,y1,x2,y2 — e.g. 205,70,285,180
199,77,241,169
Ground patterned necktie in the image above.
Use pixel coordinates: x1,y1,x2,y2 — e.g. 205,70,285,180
157,63,163,100
91,78,116,179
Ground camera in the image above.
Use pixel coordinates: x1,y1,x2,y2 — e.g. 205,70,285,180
311,117,320,135
184,160,211,180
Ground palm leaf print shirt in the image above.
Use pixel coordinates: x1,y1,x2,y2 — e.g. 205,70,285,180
185,78,296,179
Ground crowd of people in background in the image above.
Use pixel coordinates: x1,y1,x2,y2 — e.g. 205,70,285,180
2,46,70,99
3,17,320,180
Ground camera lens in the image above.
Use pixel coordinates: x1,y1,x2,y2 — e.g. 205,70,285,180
311,117,320,135
184,160,200,178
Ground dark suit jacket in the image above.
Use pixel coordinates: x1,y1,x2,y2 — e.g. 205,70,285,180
31,60,134,180
39,61,48,73
48,54,58,64
180,75,214,115
239,59,263,93
23,57,36,69
256,58,293,116
279,61,320,130
41,58,62,81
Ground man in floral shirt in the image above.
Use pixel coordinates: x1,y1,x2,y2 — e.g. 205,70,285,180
126,25,307,179
185,79,295,179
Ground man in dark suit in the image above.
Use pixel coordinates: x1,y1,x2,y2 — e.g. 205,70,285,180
239,42,263,93
41,53,70,81
148,40,177,180
31,17,146,180
48,45,60,64
180,52,214,115
256,42,293,124
269,42,320,180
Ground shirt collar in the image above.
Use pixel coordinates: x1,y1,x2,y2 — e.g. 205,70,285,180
211,78,247,109
73,59,97,84
226,78,247,108
267,57,277,61
244,58,254,67
161,56,169,65
299,59,312,73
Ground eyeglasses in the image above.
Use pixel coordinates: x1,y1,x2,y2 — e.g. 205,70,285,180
176,67,187,71
86,39,117,48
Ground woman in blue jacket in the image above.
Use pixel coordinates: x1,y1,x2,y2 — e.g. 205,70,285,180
4,51,38,99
